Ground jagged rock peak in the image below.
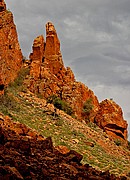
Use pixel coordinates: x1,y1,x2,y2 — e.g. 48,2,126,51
46,22,57,35
33,35,45,47
30,35,45,79
29,22,64,80
0,0,6,13
45,22,61,58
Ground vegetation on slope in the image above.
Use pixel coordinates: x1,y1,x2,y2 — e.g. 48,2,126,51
0,67,130,178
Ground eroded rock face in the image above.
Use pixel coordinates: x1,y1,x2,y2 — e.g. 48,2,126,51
94,99,128,143
30,35,45,79
0,114,121,179
26,22,99,119
0,0,22,95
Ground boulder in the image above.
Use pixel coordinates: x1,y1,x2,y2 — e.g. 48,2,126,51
94,99,128,143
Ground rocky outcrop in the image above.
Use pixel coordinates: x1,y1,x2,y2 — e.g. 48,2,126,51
94,99,128,143
26,22,99,119
24,21,129,143
0,0,22,95
0,113,122,179
26,22,128,143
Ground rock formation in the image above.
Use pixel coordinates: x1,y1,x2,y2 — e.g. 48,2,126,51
0,0,22,95
26,22,128,143
26,22,99,120
0,113,122,179
94,99,128,143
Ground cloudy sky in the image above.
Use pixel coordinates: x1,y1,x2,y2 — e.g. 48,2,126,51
5,0,130,139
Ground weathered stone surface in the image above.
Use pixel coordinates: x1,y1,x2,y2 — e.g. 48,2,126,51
0,0,22,95
94,99,128,143
26,22,99,120
0,114,122,179
30,35,45,79
55,145,70,154
45,22,61,58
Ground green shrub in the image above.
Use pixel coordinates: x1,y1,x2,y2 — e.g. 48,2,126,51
82,98,93,121
88,122,98,130
47,95,73,115
114,139,121,146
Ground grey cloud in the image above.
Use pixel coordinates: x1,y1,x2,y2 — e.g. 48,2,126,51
71,53,130,87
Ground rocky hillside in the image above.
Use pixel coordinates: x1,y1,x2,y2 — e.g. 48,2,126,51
0,0,130,179
1,113,127,179
0,77,130,178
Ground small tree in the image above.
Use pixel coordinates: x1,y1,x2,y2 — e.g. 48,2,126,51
82,98,93,122
47,95,73,116
114,139,121,146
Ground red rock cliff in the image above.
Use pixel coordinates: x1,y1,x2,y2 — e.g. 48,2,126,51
26,22,99,120
0,0,22,95
94,99,128,142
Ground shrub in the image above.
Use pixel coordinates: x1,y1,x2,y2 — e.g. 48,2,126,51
47,95,73,115
114,139,121,146
82,98,93,121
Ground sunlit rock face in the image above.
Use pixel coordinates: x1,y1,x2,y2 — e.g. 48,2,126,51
0,0,22,95
94,99,128,143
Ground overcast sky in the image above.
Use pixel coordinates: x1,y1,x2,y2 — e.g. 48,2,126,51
5,0,130,139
